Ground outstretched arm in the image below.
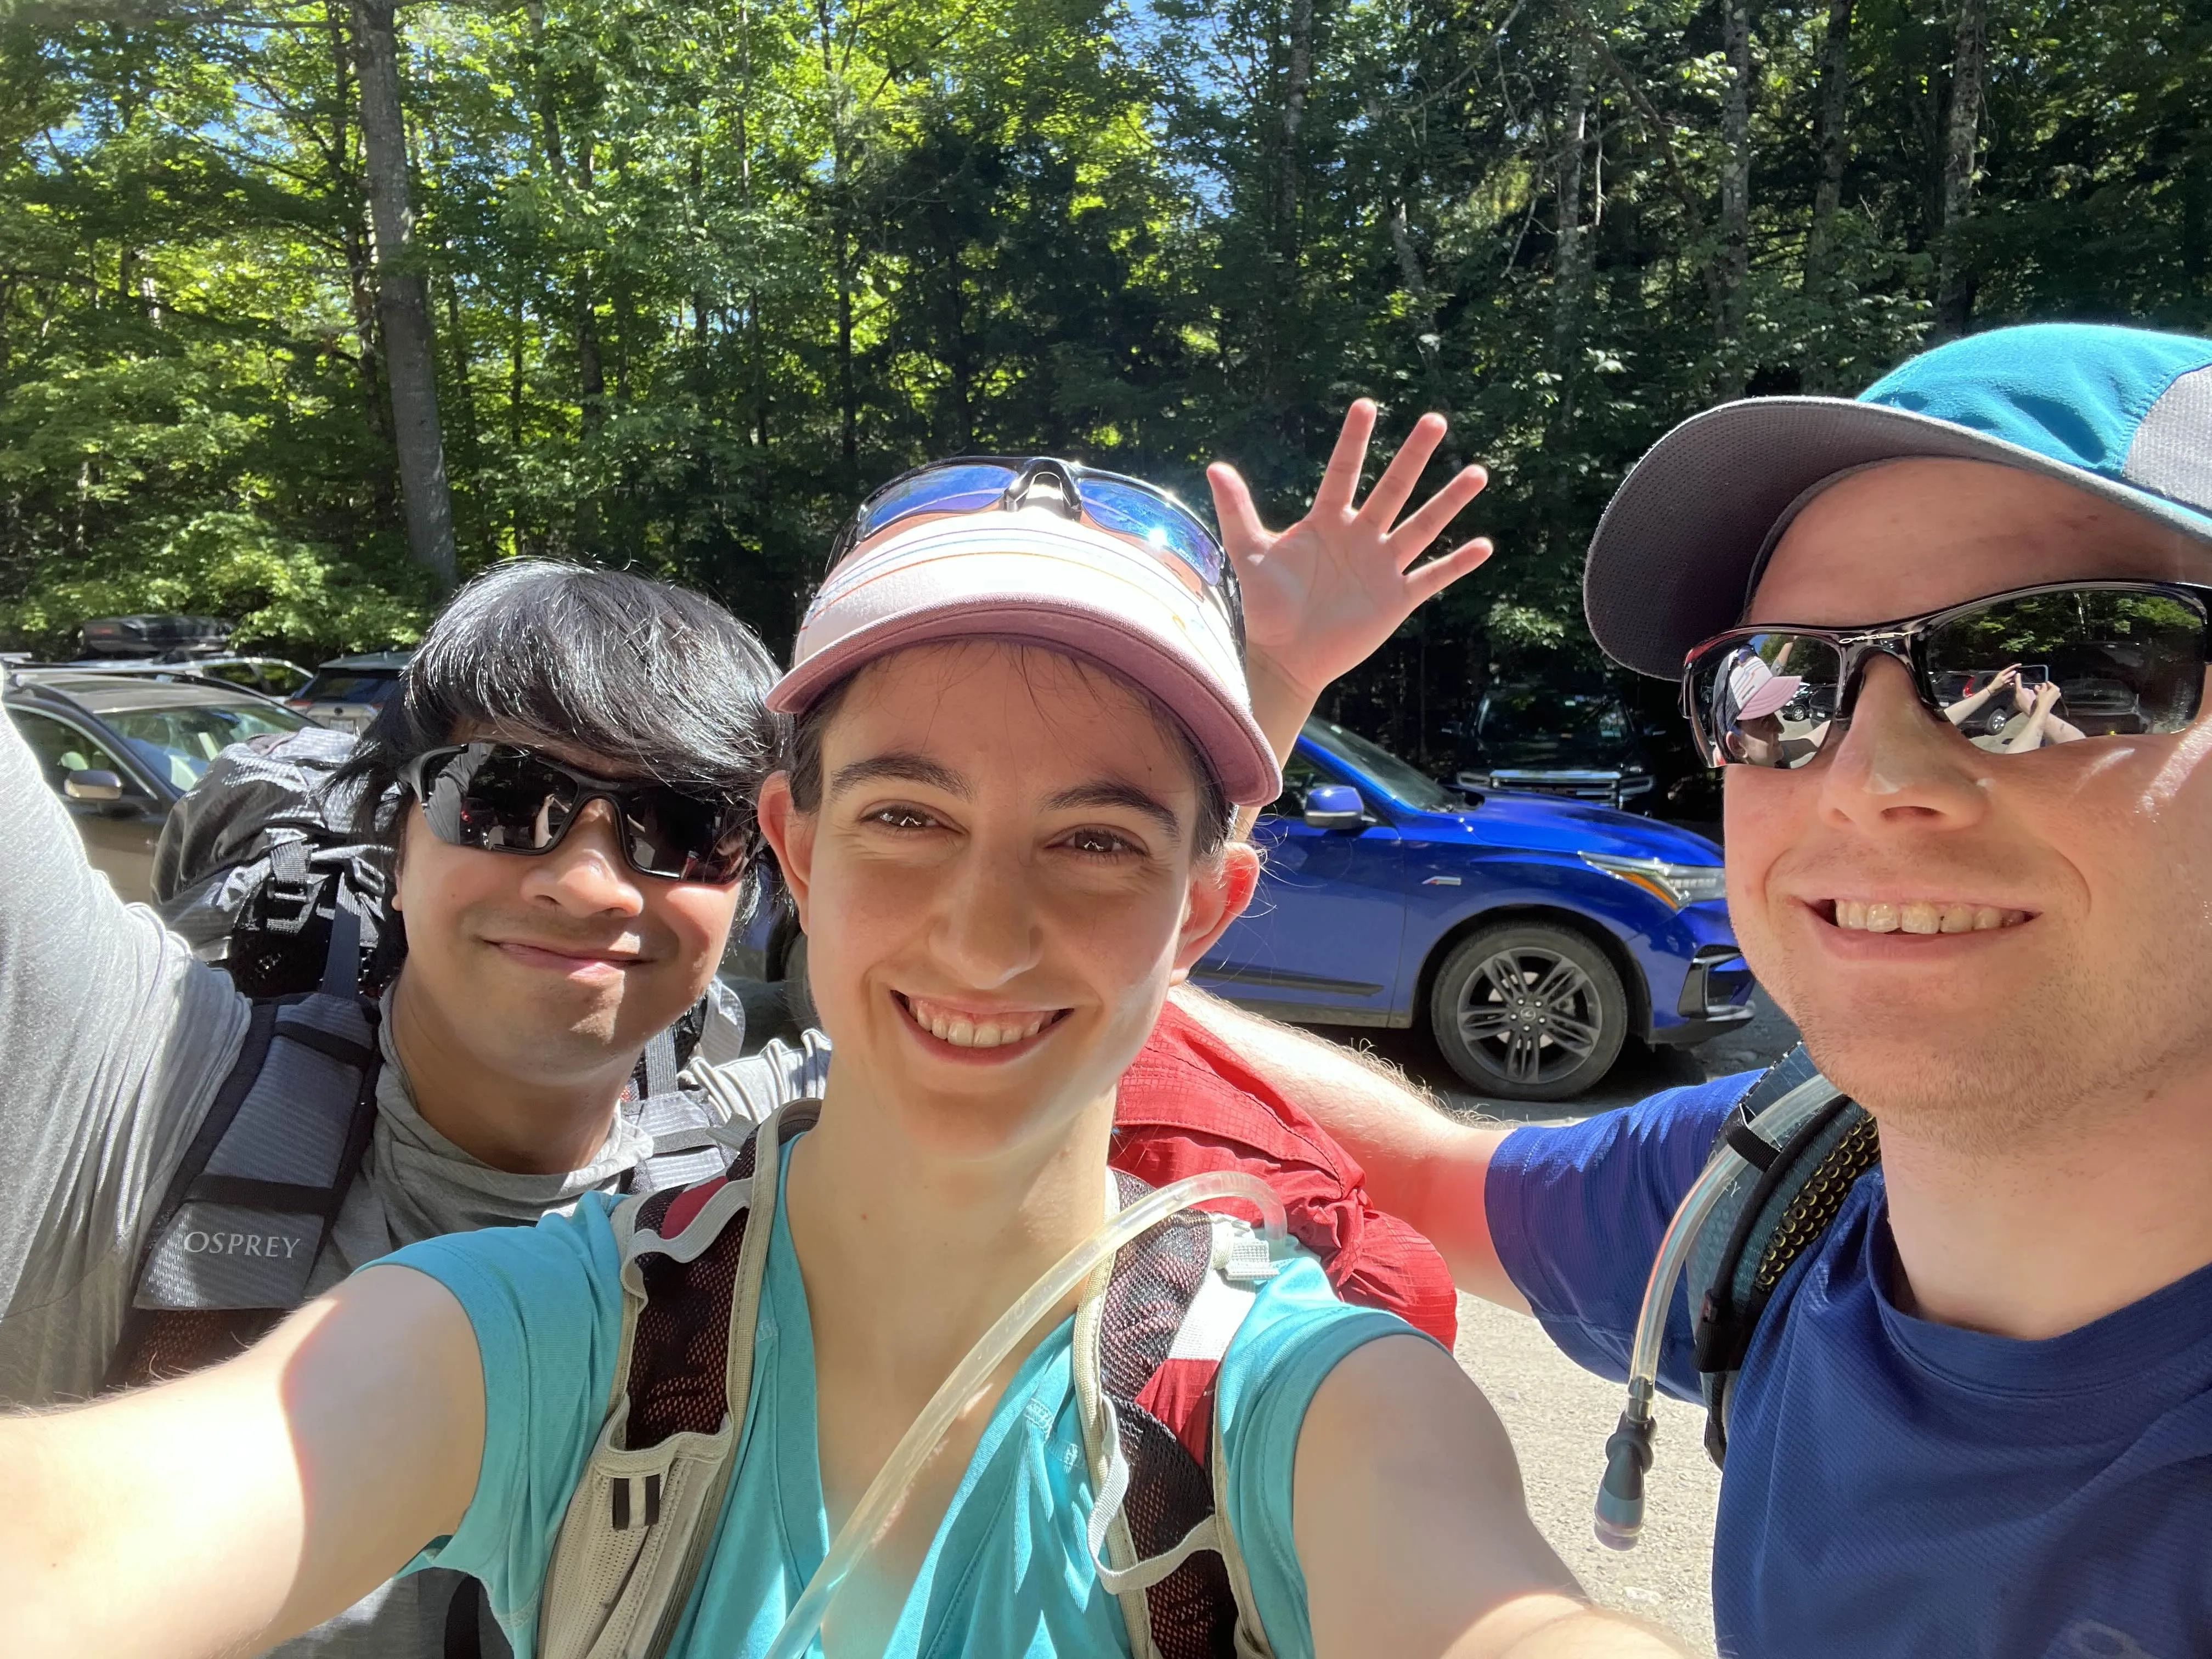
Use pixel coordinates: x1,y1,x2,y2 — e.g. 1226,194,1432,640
1297,1335,1684,1657
1214,400,1493,775
1166,984,1527,1310
0,1265,482,1658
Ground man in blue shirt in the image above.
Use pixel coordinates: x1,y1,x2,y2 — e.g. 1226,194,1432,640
1286,323,2212,1658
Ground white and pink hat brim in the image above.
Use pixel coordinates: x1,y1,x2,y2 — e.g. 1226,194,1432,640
767,511,1283,806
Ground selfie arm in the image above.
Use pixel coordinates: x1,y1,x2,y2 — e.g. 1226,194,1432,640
1295,1335,1685,1658
1166,985,1527,1310
0,1265,483,1659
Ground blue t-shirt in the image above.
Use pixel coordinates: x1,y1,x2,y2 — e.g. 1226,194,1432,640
1489,1075,2212,1659
390,1158,1411,1659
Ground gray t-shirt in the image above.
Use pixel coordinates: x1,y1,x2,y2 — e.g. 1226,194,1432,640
0,709,830,1655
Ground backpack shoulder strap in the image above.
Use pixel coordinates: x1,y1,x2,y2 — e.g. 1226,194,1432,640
537,1099,817,1659
1076,1172,1279,1659
110,906,381,1389
628,1086,756,1195
1683,1044,1879,1465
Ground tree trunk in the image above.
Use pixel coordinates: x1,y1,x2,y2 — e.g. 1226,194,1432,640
352,0,456,590
1551,35,1595,419
1278,0,1314,251
1932,0,1988,341
576,132,606,436
1803,0,1854,308
1717,0,1753,355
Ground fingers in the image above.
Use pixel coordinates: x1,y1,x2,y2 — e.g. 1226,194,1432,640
1404,538,1495,607
1359,411,1451,529
1385,463,1490,568
1312,399,1379,516
1207,462,1271,558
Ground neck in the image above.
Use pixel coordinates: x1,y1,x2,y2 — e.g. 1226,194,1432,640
1878,1075,2212,1339
784,1076,1114,1414
387,965,636,1175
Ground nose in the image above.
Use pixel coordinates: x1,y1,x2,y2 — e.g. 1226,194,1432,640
928,833,1043,990
1813,654,1991,833
516,798,646,915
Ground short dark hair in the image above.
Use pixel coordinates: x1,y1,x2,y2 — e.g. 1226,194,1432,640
344,561,783,887
783,644,1234,859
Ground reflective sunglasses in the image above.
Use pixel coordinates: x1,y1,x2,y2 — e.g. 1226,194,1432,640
400,743,749,883
1683,581,2212,770
829,455,1242,643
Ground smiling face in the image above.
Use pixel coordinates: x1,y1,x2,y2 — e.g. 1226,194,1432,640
1724,457,2212,1146
758,641,1257,1161
391,731,743,1087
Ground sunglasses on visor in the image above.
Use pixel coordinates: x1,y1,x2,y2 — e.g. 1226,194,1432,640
1683,580,2212,770
828,456,1242,644
400,743,750,884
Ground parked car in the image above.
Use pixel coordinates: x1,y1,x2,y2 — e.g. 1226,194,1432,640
1200,715,1750,1100
741,714,1753,1102
1453,682,1658,812
63,656,315,699
3,665,317,901
286,650,411,732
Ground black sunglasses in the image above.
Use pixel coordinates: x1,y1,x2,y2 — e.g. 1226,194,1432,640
828,455,1243,650
1683,580,2212,770
400,743,749,884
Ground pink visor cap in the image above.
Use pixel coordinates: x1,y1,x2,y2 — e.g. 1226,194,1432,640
768,510,1283,807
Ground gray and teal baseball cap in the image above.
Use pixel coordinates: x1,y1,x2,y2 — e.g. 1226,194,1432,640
1582,323,2212,678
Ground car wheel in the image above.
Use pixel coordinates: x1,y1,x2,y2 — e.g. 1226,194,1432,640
1427,922,1629,1102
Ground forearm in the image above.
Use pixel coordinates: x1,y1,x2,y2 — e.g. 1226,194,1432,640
1485,1608,1686,1657
1166,984,1527,1310
0,1267,481,1658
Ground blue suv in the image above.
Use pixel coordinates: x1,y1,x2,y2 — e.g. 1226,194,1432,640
1194,716,1752,1101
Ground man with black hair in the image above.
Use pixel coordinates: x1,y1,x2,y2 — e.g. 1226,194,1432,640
0,558,831,1655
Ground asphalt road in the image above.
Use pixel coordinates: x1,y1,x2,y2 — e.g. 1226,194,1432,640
1307,991,1804,1657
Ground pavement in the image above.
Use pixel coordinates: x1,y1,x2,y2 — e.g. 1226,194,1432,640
1306,991,1804,1656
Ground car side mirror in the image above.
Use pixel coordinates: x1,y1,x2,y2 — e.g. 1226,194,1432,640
1301,783,1365,831
63,768,125,803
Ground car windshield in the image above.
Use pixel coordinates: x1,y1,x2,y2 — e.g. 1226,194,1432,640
1480,689,1630,746
300,672,397,703
100,703,309,790
1301,717,1462,812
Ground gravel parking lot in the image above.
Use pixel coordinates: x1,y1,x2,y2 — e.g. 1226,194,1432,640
1310,991,1803,1657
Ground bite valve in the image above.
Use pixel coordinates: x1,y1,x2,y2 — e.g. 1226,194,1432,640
1593,1407,1656,1550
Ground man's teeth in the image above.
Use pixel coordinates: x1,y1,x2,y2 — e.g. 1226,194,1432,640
1832,900,2028,934
909,998,1054,1048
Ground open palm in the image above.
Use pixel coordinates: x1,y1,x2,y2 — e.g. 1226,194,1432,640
1209,400,1492,705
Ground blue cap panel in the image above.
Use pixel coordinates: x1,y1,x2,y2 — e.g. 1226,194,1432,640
1861,323,2212,489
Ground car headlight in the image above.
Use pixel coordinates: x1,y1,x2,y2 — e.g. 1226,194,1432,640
1580,851,1727,907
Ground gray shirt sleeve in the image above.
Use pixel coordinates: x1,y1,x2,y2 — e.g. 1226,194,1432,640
0,709,250,1401
683,1028,834,1127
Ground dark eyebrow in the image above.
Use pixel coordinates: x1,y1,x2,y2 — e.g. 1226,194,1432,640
827,752,969,798
1043,780,1184,844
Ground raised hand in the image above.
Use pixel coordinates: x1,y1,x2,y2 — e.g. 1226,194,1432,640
1208,400,1491,754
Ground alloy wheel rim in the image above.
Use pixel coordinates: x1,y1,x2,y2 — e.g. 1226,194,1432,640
1454,946,1604,1086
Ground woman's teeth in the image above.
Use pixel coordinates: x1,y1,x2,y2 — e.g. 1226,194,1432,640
1832,900,2028,934
907,997,1056,1048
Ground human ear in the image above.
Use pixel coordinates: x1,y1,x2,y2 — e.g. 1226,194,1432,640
1170,841,1260,980
756,772,817,934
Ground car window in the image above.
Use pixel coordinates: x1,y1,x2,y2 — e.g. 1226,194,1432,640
1262,751,1338,819
1300,718,1462,812
298,672,397,703
8,709,140,795
99,703,307,791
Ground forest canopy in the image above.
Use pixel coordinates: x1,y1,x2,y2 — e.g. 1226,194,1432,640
4,0,2208,757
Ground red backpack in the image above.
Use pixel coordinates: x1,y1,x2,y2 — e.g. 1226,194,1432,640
1111,1000,1458,1348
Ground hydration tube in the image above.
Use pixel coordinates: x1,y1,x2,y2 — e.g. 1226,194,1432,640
1592,1072,1842,1550
762,1170,1290,1659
